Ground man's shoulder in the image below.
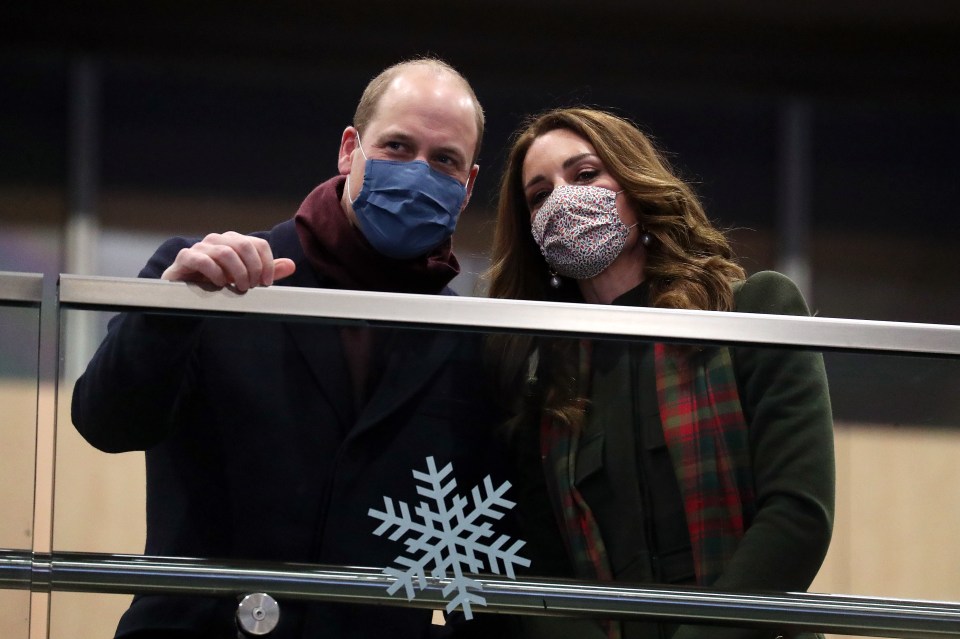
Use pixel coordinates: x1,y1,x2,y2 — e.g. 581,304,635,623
260,218,301,260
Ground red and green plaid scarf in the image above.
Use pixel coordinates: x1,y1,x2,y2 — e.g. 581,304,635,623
541,340,755,634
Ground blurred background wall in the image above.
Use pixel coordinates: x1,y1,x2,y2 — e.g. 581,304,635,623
2,0,958,321
2,1,959,637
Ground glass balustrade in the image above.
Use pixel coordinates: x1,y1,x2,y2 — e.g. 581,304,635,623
3,273,959,639
0,272,44,639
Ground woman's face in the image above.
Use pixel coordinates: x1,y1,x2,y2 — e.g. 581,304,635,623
520,128,638,227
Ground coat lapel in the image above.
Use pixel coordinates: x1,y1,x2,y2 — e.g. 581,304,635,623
264,219,461,439
350,328,460,438
284,321,355,428
272,226,356,430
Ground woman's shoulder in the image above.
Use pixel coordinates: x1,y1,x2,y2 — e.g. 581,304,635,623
732,270,812,317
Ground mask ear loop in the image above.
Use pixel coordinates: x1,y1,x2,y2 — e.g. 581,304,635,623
622,221,649,245
530,208,561,289
355,132,369,160
346,132,368,204
616,189,653,247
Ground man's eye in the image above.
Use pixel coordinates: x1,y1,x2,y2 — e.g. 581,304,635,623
434,154,466,174
386,141,405,152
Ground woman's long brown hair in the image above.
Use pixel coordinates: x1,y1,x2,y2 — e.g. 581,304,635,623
484,108,745,431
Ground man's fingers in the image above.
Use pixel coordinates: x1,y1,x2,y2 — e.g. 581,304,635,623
163,239,247,290
272,258,296,283
161,233,289,290
206,232,254,290
219,232,270,289
202,242,253,290
163,248,231,288
162,234,266,291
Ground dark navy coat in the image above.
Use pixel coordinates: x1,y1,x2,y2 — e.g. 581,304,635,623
72,219,510,638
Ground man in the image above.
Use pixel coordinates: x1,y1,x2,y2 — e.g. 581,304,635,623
72,58,508,638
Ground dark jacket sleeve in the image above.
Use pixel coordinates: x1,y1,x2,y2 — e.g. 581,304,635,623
673,271,835,639
70,236,205,452
720,270,835,590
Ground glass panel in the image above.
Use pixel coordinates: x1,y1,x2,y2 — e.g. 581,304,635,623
50,592,133,639
54,293,960,638
54,308,139,639
821,350,960,602
0,297,41,639
484,331,960,638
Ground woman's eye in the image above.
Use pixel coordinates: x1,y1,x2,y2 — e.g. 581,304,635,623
576,168,598,182
528,190,550,209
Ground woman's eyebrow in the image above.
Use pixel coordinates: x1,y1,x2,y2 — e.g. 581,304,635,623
562,152,596,169
524,174,546,191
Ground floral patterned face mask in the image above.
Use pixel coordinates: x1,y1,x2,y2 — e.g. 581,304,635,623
530,185,637,280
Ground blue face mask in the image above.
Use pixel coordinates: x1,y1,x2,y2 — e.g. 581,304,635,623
348,137,468,260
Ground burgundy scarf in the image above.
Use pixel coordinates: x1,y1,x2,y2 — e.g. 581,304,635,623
294,176,460,294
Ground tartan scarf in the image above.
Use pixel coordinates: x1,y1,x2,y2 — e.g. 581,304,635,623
655,342,756,583
540,340,755,631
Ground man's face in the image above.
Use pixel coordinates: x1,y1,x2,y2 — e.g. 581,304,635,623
338,67,480,224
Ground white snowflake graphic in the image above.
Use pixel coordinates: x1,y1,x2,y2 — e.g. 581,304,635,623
368,456,530,619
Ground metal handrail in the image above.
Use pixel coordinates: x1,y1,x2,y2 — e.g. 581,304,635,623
59,274,960,356
3,550,960,638
0,271,43,306
0,549,31,590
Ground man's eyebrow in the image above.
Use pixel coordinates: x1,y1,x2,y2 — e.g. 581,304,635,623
523,153,597,190
375,130,415,145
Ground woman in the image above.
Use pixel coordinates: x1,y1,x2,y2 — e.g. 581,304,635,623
486,108,835,639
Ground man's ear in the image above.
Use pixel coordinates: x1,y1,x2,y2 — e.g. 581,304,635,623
460,164,480,212
338,126,359,175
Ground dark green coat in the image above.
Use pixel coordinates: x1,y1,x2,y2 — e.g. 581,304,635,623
510,271,835,639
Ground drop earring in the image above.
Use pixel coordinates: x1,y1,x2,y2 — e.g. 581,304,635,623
548,269,562,289
640,229,653,247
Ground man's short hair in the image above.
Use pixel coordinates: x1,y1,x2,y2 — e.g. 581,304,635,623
353,57,485,164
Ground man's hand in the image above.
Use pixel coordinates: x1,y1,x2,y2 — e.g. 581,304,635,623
161,232,296,291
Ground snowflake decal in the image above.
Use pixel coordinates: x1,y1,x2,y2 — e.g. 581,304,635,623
368,456,530,619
